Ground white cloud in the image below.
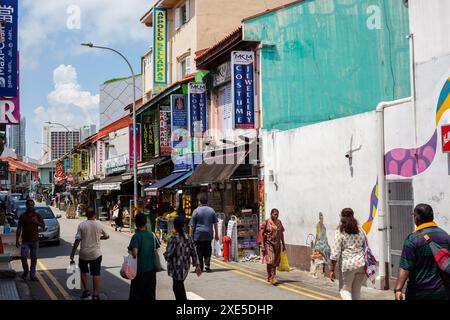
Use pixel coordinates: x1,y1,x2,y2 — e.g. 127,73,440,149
20,0,155,68
33,64,99,128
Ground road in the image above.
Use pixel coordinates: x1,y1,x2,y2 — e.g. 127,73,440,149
10,206,348,300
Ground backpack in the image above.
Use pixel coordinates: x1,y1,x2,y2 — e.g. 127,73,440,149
423,233,450,288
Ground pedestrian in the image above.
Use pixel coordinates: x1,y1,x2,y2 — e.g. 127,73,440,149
329,208,367,300
394,203,450,300
70,207,110,300
261,208,286,285
164,216,202,300
15,199,45,281
189,193,219,273
128,213,159,300
114,201,124,232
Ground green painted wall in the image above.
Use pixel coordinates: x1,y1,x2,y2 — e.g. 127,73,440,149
243,0,410,131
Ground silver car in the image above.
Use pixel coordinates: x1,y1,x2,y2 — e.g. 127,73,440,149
13,204,62,246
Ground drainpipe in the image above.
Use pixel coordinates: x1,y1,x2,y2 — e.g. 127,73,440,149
375,97,411,290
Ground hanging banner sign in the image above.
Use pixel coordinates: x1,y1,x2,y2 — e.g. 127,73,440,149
0,0,18,97
153,7,167,88
142,115,155,161
159,106,172,155
81,150,89,176
72,153,81,174
188,83,207,137
232,51,255,129
0,52,20,124
171,94,191,171
96,140,105,175
129,123,142,168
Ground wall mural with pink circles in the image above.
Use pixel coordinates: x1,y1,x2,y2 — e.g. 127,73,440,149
362,77,450,234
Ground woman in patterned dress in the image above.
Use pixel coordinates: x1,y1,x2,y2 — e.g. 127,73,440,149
329,208,367,300
261,208,286,285
164,216,202,300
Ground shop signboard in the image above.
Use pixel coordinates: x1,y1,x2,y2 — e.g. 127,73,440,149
153,7,167,91
129,124,142,168
231,51,255,129
96,140,105,174
0,53,20,125
159,105,171,155
171,94,191,171
0,0,18,97
93,182,121,191
105,154,129,175
81,149,89,176
213,61,231,87
0,161,8,180
142,114,155,162
72,153,81,174
188,83,207,137
441,124,450,153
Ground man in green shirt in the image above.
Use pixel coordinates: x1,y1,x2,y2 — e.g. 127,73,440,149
128,213,159,300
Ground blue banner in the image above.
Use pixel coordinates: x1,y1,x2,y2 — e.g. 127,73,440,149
232,51,255,129
0,0,18,97
188,83,207,137
171,94,191,171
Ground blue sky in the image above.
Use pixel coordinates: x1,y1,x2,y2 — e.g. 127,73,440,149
19,0,156,160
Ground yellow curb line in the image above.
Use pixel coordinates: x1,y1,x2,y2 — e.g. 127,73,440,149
211,259,339,301
34,269,58,300
37,259,71,300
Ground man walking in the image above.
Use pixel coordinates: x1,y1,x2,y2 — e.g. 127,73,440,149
189,194,219,272
70,208,109,300
16,199,45,281
395,203,450,300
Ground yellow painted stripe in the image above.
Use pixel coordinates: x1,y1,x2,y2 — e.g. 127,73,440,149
37,260,71,300
211,258,339,300
35,270,58,300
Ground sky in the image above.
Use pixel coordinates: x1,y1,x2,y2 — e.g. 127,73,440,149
18,0,157,160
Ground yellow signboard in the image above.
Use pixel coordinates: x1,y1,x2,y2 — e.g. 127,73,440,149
153,7,167,86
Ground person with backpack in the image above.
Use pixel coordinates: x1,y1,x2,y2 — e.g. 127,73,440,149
164,216,202,300
395,203,450,300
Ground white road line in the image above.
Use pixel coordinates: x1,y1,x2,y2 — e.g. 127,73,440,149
187,292,205,300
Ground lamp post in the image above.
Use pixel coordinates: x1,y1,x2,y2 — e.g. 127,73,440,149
45,122,73,178
81,42,138,230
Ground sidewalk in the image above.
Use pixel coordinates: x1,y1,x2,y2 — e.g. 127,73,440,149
0,257,20,300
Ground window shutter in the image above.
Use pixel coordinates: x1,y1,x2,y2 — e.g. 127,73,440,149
185,56,191,75
175,7,181,30
185,0,191,23
178,61,183,81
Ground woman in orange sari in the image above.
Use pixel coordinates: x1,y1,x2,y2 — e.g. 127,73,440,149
261,208,286,284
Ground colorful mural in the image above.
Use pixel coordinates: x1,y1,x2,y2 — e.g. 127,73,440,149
363,77,450,234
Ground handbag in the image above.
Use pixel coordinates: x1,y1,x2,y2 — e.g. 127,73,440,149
361,230,377,284
423,233,450,288
153,233,166,272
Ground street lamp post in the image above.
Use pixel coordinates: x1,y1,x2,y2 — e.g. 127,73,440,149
81,43,138,230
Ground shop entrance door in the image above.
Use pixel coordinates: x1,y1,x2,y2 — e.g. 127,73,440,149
387,180,414,279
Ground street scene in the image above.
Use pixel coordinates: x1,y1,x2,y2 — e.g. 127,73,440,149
1,0,450,305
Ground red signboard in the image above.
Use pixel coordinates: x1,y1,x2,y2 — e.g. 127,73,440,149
0,53,20,125
441,125,450,153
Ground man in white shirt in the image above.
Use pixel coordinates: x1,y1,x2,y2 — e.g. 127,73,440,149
70,208,109,300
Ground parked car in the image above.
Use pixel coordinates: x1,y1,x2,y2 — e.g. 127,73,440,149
10,204,61,246
6,193,24,213
11,199,27,215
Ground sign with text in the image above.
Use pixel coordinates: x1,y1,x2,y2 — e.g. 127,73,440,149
441,124,450,153
188,83,207,137
0,0,18,97
232,51,255,129
81,150,89,177
142,114,155,161
171,94,191,171
159,105,172,155
153,7,167,87
129,124,142,168
96,140,105,175
105,154,129,175
0,53,19,124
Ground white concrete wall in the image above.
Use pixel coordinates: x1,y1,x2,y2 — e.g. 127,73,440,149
107,127,129,159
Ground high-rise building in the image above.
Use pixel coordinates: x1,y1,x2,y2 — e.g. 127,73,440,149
80,124,97,141
7,117,26,156
41,126,81,163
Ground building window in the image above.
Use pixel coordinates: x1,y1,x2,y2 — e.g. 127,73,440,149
177,55,191,80
175,0,190,30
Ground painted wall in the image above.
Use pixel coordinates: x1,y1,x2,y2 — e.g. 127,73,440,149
107,127,129,159
243,0,410,131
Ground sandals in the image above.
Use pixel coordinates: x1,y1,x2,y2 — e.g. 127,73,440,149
92,295,101,301
80,290,91,299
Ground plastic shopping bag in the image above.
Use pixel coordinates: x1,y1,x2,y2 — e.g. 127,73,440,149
277,251,291,272
120,254,137,280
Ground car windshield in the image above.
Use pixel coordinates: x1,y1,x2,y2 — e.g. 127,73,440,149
16,207,55,219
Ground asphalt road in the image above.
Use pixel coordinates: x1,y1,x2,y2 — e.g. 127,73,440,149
11,206,343,300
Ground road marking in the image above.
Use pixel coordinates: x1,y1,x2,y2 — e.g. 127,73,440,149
210,259,337,300
37,259,71,300
187,292,205,300
35,270,58,300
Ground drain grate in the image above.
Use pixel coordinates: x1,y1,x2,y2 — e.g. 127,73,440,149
0,279,20,300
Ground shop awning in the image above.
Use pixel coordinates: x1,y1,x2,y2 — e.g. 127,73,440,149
121,157,171,180
164,171,193,189
145,170,192,196
92,175,130,191
186,150,247,185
